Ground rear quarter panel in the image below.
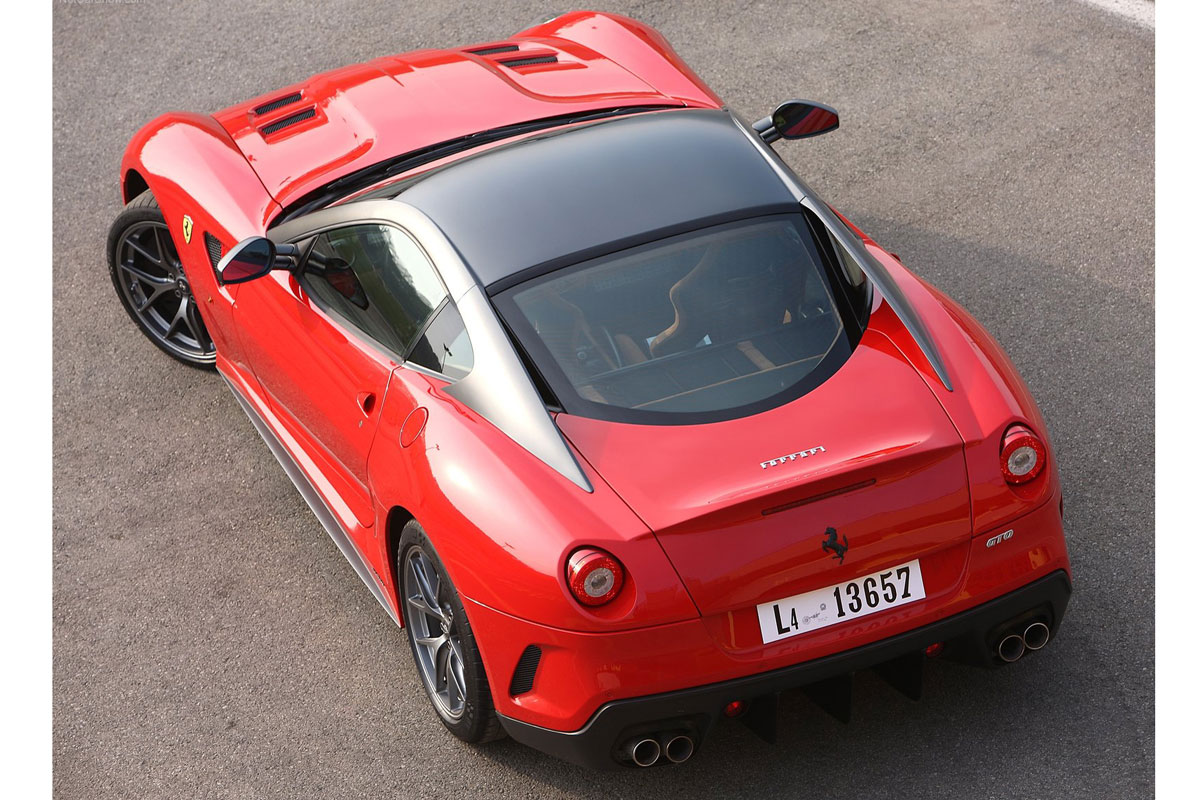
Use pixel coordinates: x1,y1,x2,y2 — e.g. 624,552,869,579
365,367,699,632
848,228,1063,538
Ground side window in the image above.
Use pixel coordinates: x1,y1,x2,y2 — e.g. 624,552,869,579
829,236,871,321
801,208,870,323
831,236,866,289
408,302,475,381
300,224,447,357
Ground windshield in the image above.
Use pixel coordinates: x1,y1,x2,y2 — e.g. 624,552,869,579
495,212,870,423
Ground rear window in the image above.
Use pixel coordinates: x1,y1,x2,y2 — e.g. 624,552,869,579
495,213,868,423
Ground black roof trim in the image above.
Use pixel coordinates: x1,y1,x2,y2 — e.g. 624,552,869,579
269,105,681,228
485,203,799,295
399,109,798,287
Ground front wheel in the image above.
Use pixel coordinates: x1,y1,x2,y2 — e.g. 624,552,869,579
399,521,504,743
106,190,216,368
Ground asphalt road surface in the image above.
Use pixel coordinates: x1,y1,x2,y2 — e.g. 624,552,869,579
52,1,1154,797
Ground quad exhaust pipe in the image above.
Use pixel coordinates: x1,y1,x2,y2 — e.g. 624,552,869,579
621,618,1055,768
664,734,695,764
995,619,1052,662
626,738,661,767
997,633,1025,663
1023,621,1050,650
623,733,696,767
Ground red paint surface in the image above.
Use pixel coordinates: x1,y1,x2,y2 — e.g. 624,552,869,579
118,12,1070,736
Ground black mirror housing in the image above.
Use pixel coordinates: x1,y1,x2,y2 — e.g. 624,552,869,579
216,237,277,285
753,100,840,144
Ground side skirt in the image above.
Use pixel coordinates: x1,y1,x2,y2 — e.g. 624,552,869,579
222,374,402,627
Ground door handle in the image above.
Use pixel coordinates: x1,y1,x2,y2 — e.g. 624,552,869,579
356,391,377,416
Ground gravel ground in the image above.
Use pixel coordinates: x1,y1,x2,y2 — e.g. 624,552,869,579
53,1,1153,797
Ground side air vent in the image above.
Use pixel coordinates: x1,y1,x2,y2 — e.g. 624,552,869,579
253,91,303,116
468,43,519,56
499,54,558,68
203,232,223,272
260,107,316,136
509,645,542,695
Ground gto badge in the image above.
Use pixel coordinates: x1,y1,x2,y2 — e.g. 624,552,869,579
821,526,848,564
181,214,193,244
760,445,826,469
986,529,1014,548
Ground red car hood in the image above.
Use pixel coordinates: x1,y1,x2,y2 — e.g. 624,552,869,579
211,40,696,212
556,328,973,616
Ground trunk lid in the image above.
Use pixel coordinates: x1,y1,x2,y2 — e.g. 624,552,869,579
556,329,972,617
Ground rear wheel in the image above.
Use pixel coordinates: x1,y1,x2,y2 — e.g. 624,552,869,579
106,190,216,368
399,520,503,743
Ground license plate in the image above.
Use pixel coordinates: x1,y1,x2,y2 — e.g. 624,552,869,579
757,560,926,644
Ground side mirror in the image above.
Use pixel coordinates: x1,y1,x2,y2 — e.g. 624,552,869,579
216,237,278,285
753,100,840,144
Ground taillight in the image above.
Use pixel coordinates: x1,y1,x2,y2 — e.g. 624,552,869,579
1000,424,1046,484
566,548,625,606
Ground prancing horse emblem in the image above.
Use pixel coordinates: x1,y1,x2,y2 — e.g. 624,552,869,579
181,214,193,244
821,526,848,564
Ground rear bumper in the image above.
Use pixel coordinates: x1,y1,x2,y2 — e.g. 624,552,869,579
498,569,1071,769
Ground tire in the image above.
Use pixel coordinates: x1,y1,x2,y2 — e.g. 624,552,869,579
398,521,504,743
106,190,217,368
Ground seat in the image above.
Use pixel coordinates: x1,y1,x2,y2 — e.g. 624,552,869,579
519,291,616,384
649,241,806,359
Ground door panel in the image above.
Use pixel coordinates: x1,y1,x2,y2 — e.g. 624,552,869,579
234,223,451,535
235,269,397,530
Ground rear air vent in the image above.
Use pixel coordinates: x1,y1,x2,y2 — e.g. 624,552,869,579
467,43,520,56
509,645,542,695
203,232,223,272
253,91,302,116
498,54,559,68
260,107,316,136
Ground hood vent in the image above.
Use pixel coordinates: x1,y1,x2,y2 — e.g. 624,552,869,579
260,107,316,136
467,43,519,56
498,54,559,68
253,91,303,116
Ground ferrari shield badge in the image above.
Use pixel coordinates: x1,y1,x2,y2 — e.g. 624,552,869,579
181,215,193,244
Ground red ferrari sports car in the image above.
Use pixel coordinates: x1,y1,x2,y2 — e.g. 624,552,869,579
107,11,1071,769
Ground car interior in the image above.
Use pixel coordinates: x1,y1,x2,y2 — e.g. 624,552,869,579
509,217,848,414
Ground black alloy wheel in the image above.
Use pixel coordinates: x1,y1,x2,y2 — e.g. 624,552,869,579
398,520,504,743
107,190,216,367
